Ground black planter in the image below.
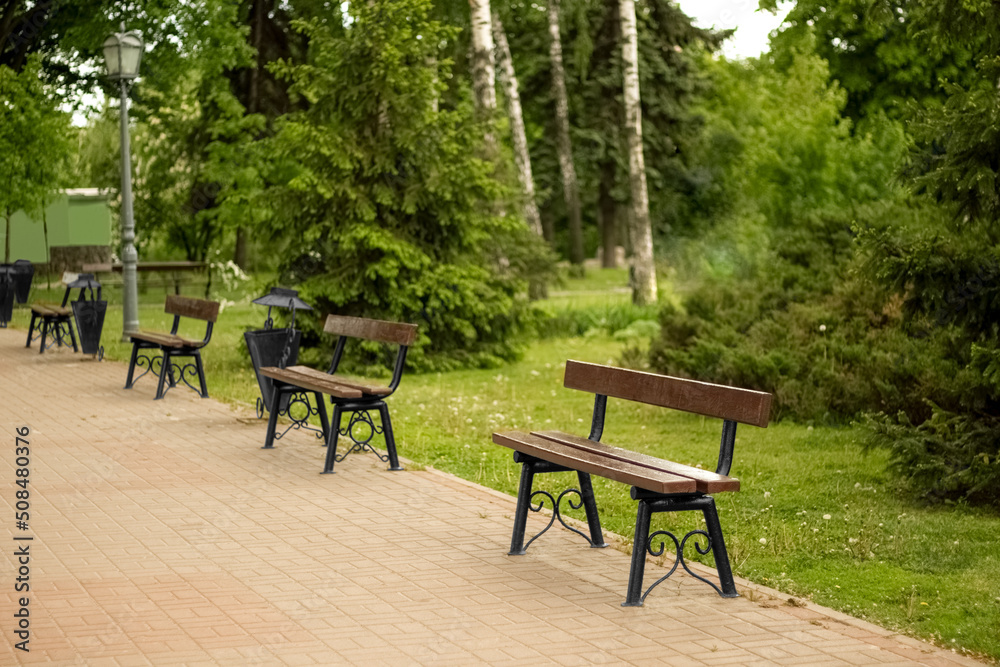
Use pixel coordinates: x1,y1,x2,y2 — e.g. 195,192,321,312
72,298,108,355
244,328,301,413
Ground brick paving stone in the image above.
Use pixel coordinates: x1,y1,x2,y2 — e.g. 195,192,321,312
0,327,994,666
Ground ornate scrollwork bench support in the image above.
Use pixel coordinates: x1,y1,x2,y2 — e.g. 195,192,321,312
507,453,607,555
624,490,737,607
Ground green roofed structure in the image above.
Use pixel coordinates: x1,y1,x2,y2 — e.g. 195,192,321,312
1,189,113,273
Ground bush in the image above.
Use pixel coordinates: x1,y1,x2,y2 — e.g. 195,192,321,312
865,408,1000,506
534,302,659,340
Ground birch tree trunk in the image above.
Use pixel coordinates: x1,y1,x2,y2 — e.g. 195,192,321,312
548,0,585,269
492,12,543,237
619,0,657,305
469,0,496,112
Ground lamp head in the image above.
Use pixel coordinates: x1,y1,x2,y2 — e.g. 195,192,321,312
102,29,143,80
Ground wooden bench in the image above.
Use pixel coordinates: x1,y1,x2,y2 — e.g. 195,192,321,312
124,295,220,400
493,360,772,606
259,315,418,474
26,303,76,353
25,274,101,354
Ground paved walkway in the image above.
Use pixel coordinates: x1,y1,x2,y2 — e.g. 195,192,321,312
0,327,989,666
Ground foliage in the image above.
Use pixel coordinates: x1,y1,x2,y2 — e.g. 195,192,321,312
500,0,726,255
533,300,658,339
854,2,1000,506
760,0,982,122
0,56,74,260
262,0,554,372
865,408,1000,506
648,53,909,421
0,0,120,94
688,53,904,237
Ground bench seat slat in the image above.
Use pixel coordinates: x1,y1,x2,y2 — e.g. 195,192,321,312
130,331,204,348
284,366,391,396
31,304,70,317
493,431,697,495
531,430,740,493
259,366,364,399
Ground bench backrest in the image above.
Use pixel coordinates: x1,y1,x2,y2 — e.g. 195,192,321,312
324,314,418,346
165,295,220,323
564,360,771,428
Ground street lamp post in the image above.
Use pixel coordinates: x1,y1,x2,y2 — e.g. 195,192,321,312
102,25,143,341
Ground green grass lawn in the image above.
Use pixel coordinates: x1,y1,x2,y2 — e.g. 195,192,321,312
9,270,1000,663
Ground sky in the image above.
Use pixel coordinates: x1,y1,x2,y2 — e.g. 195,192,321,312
676,0,792,59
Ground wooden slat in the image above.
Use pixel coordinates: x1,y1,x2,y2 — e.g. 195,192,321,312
285,366,391,396
31,304,69,316
130,331,178,346
493,431,697,494
165,295,220,323
323,315,418,346
564,360,772,428
259,367,363,399
129,331,204,348
532,430,740,493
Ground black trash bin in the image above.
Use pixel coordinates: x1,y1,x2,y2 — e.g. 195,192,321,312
245,327,302,414
0,269,13,328
69,275,106,358
11,260,34,304
246,287,313,418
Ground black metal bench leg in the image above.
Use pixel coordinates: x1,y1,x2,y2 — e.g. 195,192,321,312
194,351,208,398
67,320,78,352
702,498,739,598
576,471,607,548
154,349,171,400
38,319,48,354
508,461,537,555
25,313,37,348
314,393,330,442
263,387,283,449
124,341,140,388
377,403,404,471
623,499,653,607
322,404,344,474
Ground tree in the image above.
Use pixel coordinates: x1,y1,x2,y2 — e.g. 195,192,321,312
547,0,585,269
227,0,306,268
469,0,497,113
498,0,722,268
618,0,656,304
860,0,1000,504
493,11,543,237
116,0,258,264
761,0,982,122
263,0,549,369
0,57,73,262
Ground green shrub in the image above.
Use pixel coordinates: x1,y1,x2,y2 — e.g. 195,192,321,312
534,302,659,340
865,409,1000,506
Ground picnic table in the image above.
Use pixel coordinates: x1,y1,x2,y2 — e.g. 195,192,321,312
82,261,208,295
